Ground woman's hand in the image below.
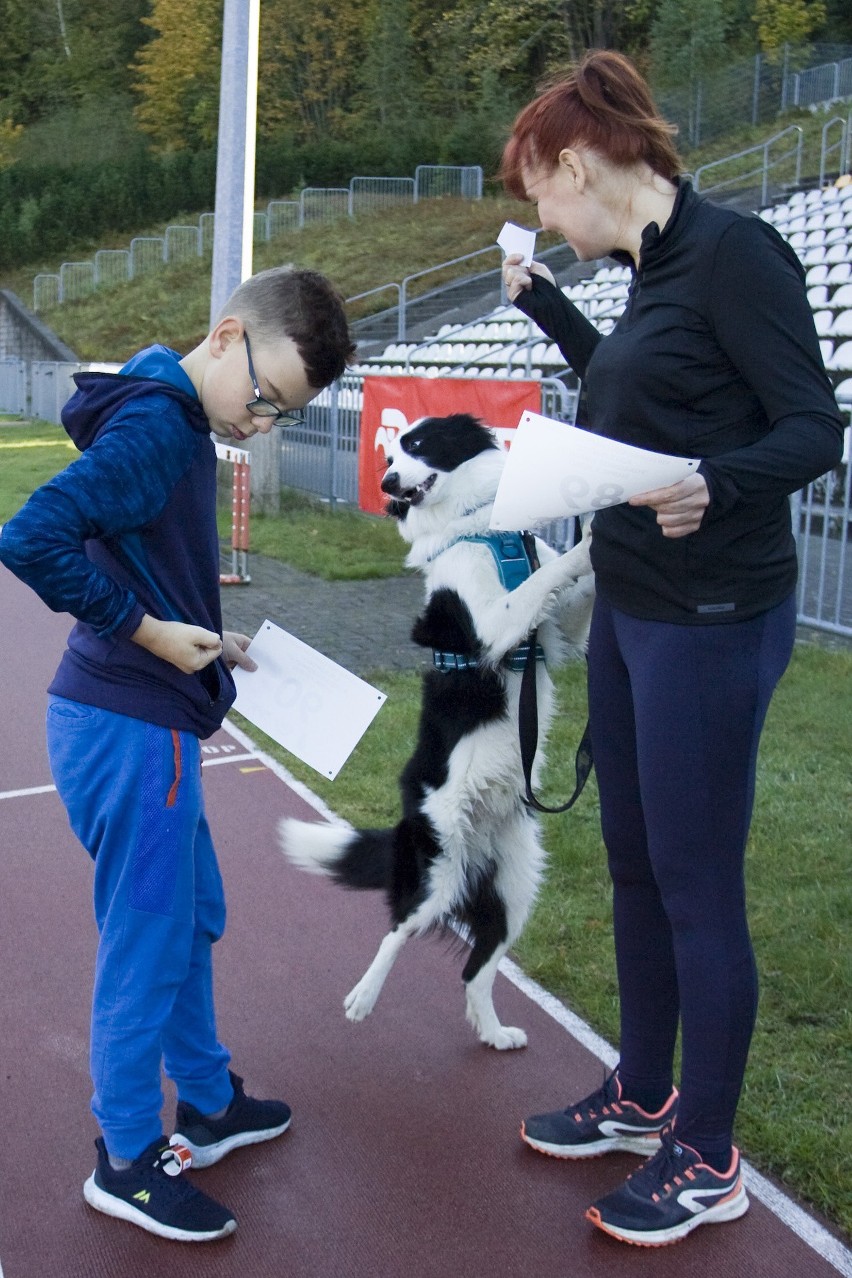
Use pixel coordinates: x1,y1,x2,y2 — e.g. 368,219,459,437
502,252,556,302
629,472,710,538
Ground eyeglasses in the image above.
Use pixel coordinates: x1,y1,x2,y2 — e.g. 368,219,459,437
243,332,306,429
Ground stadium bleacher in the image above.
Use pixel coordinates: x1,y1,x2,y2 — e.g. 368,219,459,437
352,178,852,396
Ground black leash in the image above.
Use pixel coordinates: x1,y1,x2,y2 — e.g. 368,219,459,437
518,532,594,814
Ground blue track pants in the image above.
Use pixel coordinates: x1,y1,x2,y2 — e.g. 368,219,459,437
586,593,795,1153
47,698,233,1160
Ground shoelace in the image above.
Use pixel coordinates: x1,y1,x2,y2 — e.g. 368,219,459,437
624,1128,699,1200
569,1073,620,1122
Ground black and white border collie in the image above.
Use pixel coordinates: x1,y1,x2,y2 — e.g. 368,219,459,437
280,414,594,1050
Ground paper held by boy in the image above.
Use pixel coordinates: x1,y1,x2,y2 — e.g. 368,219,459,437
231,620,386,779
489,410,699,530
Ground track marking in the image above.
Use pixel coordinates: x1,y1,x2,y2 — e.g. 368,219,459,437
219,716,852,1278
0,752,261,803
0,784,57,801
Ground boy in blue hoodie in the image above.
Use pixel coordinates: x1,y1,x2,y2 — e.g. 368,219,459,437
0,265,355,1243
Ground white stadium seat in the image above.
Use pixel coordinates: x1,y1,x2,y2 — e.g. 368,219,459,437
827,262,852,286
830,281,852,307
828,340,852,371
829,310,852,338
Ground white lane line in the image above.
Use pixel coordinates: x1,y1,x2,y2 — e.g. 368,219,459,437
0,752,262,803
218,716,852,1278
0,784,56,801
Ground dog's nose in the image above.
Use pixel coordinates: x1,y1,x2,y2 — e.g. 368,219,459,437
381,471,401,495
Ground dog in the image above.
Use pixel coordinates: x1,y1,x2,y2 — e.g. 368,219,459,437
279,413,594,1049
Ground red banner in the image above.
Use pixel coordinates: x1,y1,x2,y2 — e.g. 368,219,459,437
358,376,541,515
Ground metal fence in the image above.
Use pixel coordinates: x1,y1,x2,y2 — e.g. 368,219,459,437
32,165,483,312
657,42,852,151
1,360,848,639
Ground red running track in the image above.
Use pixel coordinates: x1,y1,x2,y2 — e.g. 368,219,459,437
0,563,849,1278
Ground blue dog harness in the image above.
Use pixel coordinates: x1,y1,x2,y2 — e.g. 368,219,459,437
430,531,545,674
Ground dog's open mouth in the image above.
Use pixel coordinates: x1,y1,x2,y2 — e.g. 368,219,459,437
401,473,437,506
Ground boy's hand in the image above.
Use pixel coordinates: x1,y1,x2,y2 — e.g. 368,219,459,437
130,615,223,673
222,631,257,672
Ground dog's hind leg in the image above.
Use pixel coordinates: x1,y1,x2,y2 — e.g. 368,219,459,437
343,919,418,1021
464,942,525,1050
463,812,546,1050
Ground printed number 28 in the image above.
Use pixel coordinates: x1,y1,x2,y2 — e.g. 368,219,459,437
559,476,626,509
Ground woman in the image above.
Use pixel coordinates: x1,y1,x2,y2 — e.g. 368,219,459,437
500,50,843,1247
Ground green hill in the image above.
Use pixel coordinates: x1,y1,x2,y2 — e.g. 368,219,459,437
6,196,561,363
1,105,843,363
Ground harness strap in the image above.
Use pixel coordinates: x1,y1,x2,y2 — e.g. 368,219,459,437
433,643,545,674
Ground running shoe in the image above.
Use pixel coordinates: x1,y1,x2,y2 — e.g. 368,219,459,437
172,1070,291,1169
586,1126,749,1246
521,1069,678,1159
83,1137,236,1242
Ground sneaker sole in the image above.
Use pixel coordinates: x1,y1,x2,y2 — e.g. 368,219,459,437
83,1174,237,1242
586,1183,750,1247
173,1118,292,1169
521,1123,664,1160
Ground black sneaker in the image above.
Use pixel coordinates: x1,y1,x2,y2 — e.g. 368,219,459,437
521,1070,678,1159
83,1137,236,1242
586,1126,749,1247
172,1070,292,1169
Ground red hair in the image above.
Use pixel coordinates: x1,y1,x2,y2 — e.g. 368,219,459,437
501,50,682,199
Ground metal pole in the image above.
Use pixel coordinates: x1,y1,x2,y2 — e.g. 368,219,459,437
209,0,260,327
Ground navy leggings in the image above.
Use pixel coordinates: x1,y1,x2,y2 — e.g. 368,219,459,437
586,593,796,1153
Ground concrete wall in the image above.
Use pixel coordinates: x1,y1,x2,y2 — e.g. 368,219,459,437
0,290,77,363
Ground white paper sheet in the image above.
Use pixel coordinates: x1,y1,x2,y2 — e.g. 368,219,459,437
497,221,537,267
232,621,387,779
490,410,700,529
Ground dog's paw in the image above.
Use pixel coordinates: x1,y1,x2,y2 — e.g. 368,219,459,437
343,979,379,1021
484,1025,528,1051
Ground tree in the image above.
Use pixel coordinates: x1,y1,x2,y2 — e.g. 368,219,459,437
650,0,729,88
752,0,828,59
132,0,223,150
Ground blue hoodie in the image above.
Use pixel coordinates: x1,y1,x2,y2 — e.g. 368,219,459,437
0,345,236,738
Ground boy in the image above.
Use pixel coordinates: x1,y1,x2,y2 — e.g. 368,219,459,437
0,266,356,1242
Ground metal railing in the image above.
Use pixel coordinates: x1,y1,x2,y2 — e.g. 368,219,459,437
818,112,852,189
693,125,803,205
32,165,483,312
793,400,852,637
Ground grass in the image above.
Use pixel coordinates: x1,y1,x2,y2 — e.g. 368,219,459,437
0,420,80,521
222,490,406,580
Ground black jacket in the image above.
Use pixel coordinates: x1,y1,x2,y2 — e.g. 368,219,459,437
514,179,844,623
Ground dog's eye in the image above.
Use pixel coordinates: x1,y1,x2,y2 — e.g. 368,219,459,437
385,454,393,466
405,439,421,455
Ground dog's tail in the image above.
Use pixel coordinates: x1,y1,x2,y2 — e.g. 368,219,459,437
278,817,393,890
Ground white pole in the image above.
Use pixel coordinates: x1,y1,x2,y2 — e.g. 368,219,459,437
209,0,260,327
